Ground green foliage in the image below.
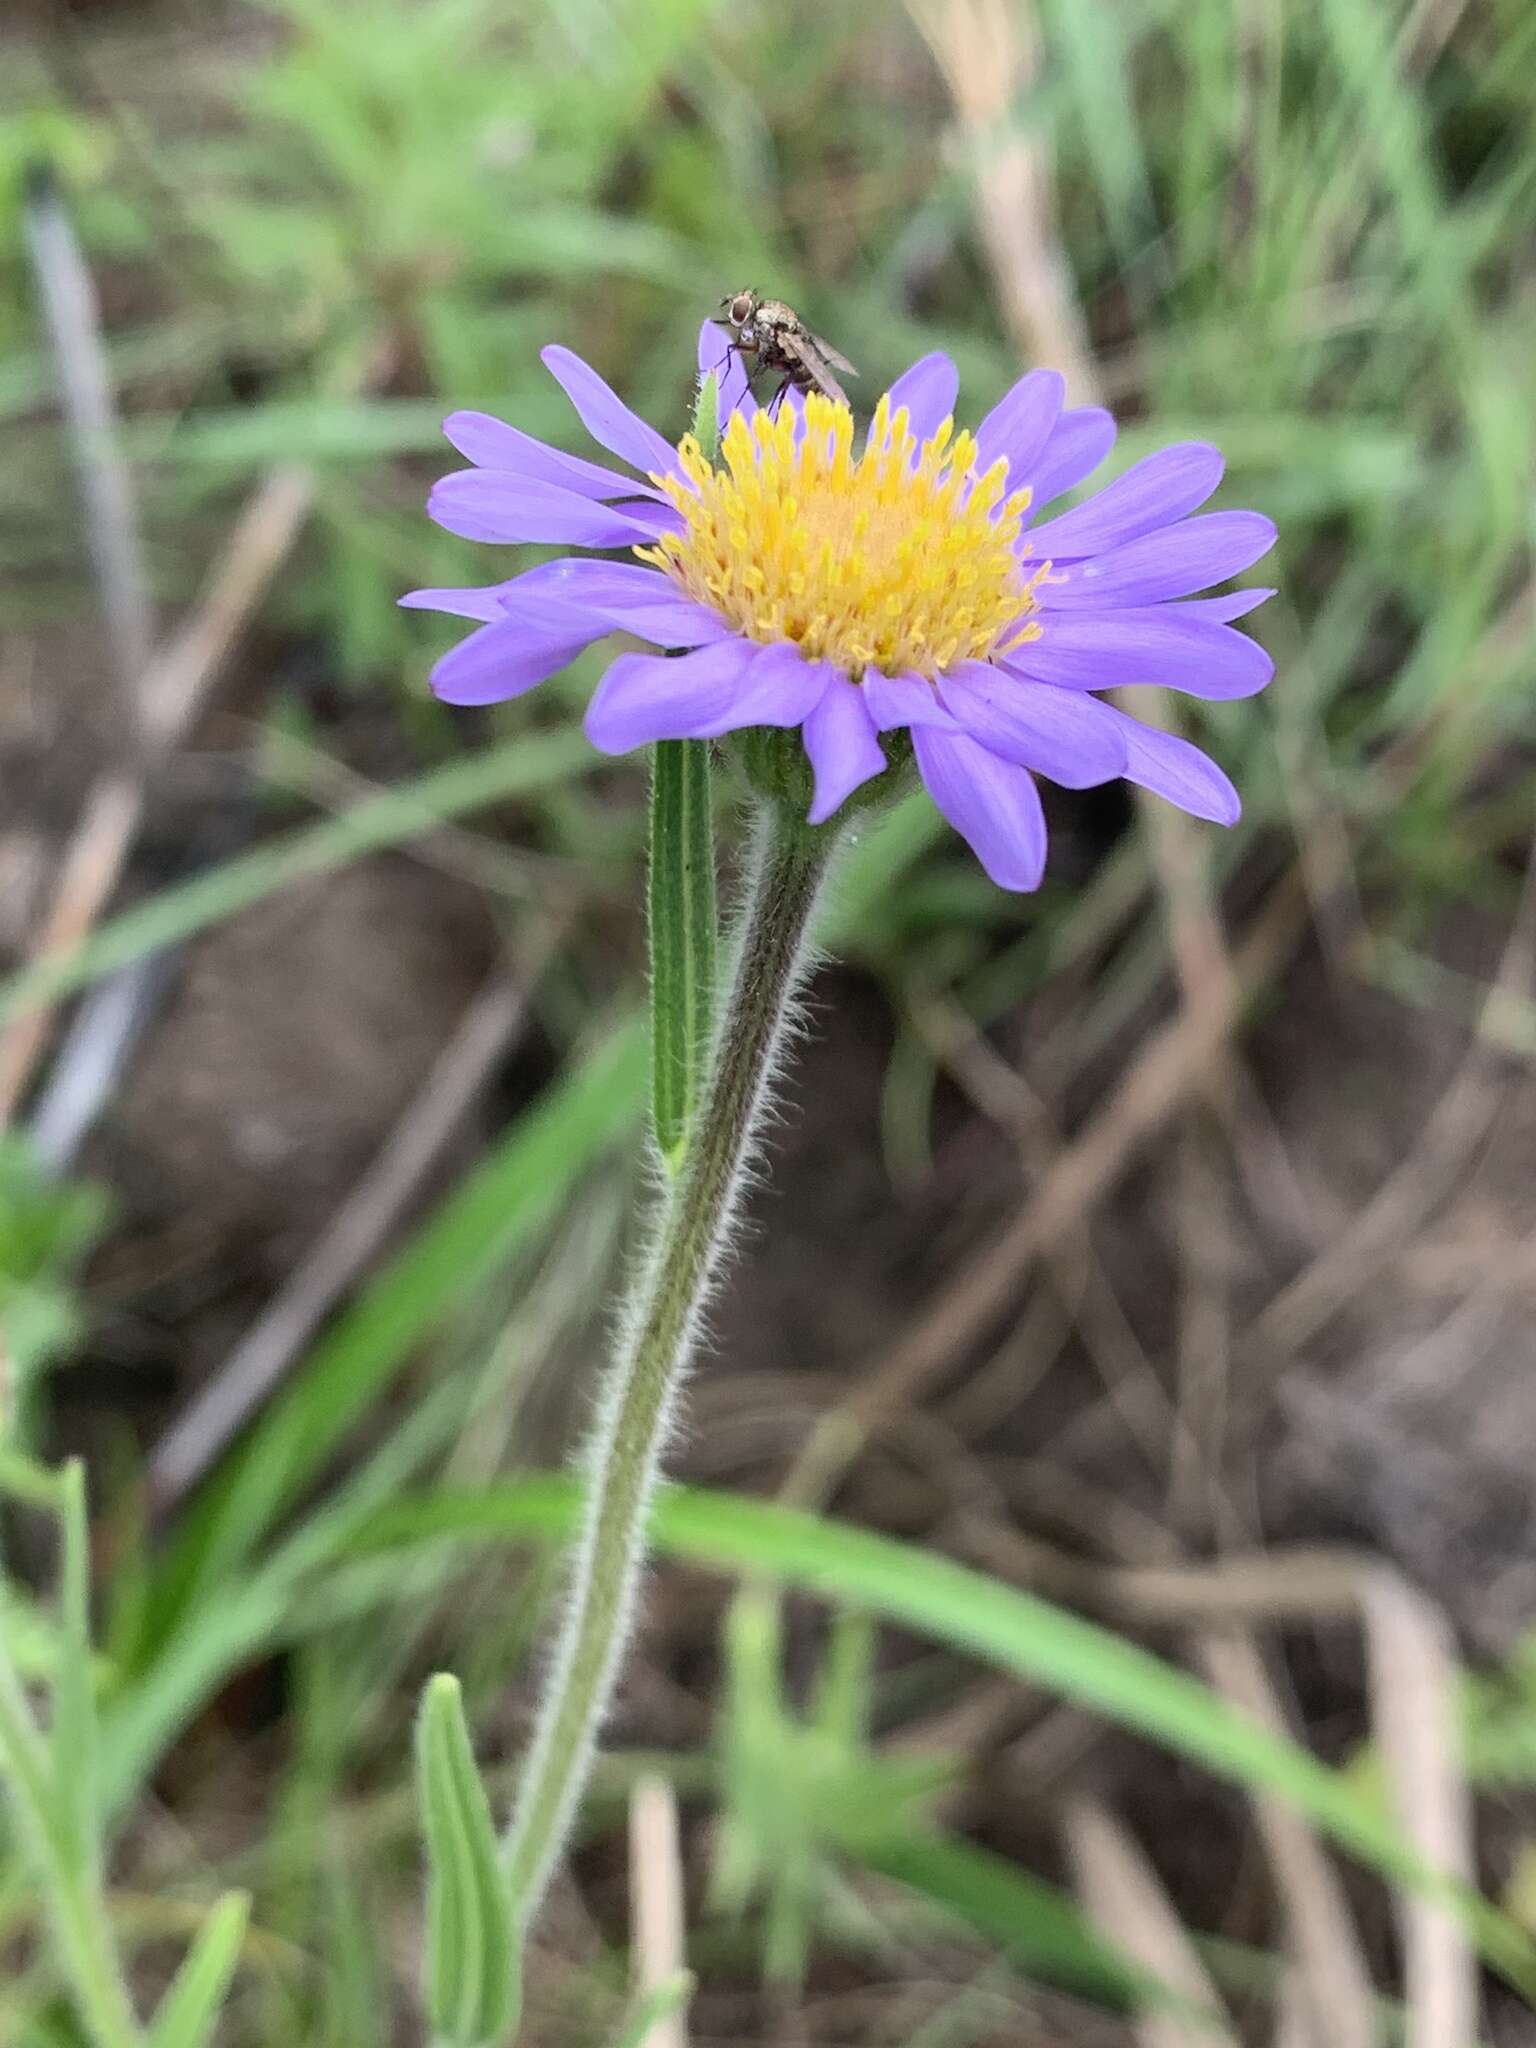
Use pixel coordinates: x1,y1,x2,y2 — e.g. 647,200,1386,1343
0,1140,107,1440
1461,1635,1536,1789
647,739,718,1173
416,1674,519,2047
712,1591,952,1984
708,1589,1202,2015
109,1020,646,1801
344,1476,1536,1998
145,1893,252,2048
605,1972,694,2048
0,732,594,1032
0,1462,247,2048
5,0,1536,2038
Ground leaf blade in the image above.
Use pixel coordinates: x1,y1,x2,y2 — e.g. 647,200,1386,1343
146,1891,251,2048
343,1475,1536,2000
648,738,716,1173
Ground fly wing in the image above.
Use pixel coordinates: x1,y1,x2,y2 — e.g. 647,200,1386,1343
780,328,855,406
807,330,858,377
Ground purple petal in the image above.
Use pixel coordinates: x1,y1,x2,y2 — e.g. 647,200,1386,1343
1002,611,1274,700
1098,704,1241,824
430,615,602,707
1021,407,1117,509
974,368,1066,480
730,641,842,727
863,670,959,732
584,638,827,752
803,677,887,823
938,663,1128,787
884,352,960,443
1039,511,1278,609
541,345,681,479
503,557,728,647
400,582,518,622
501,557,670,606
1161,586,1276,624
586,642,754,751
697,319,757,424
576,595,728,647
912,727,1048,892
1026,444,1225,562
442,410,661,501
428,471,678,548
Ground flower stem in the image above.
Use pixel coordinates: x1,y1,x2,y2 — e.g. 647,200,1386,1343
503,803,834,1923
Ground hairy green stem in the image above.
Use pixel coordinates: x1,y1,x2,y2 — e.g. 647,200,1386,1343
503,805,834,1922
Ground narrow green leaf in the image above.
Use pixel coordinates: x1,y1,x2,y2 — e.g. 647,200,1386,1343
146,1891,250,2048
810,1607,875,1750
345,1477,1536,2002
713,1585,791,1916
150,1017,645,1640
51,1461,97,1869
416,1675,518,2047
1039,0,1156,265
861,1832,1165,2011
0,1447,67,1511
692,368,721,462
606,1971,694,2048
647,739,716,1172
0,730,592,1030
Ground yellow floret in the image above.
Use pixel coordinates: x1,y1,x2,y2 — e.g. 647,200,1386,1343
637,394,1047,681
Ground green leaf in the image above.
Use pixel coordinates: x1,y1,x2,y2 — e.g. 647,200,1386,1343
145,1891,251,2048
346,1477,1536,2001
1039,0,1156,266
0,731,593,1031
416,1675,518,2047
50,1462,98,1871
151,1018,646,1641
0,1139,107,1423
861,1833,1160,2010
713,1584,953,1988
691,367,721,462
606,1971,694,2048
810,1607,875,1750
647,740,716,1173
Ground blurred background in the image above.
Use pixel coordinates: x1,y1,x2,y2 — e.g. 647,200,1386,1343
2,0,1535,2042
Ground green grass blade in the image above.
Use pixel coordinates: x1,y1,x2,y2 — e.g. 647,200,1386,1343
343,1476,1536,1999
145,1891,250,2048
50,1462,98,1871
606,1972,694,2048
148,1018,645,1643
1040,0,1156,267
859,1832,1156,2010
0,731,593,1029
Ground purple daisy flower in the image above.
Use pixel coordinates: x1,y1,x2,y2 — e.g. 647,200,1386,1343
403,323,1276,891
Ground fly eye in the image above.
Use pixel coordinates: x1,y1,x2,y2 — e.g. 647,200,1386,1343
729,294,754,325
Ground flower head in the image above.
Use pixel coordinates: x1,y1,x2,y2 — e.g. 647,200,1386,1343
404,324,1277,890
646,396,1042,680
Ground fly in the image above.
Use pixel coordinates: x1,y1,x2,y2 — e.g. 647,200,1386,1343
716,289,859,410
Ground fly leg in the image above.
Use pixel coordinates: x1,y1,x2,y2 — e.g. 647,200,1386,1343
705,336,758,416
